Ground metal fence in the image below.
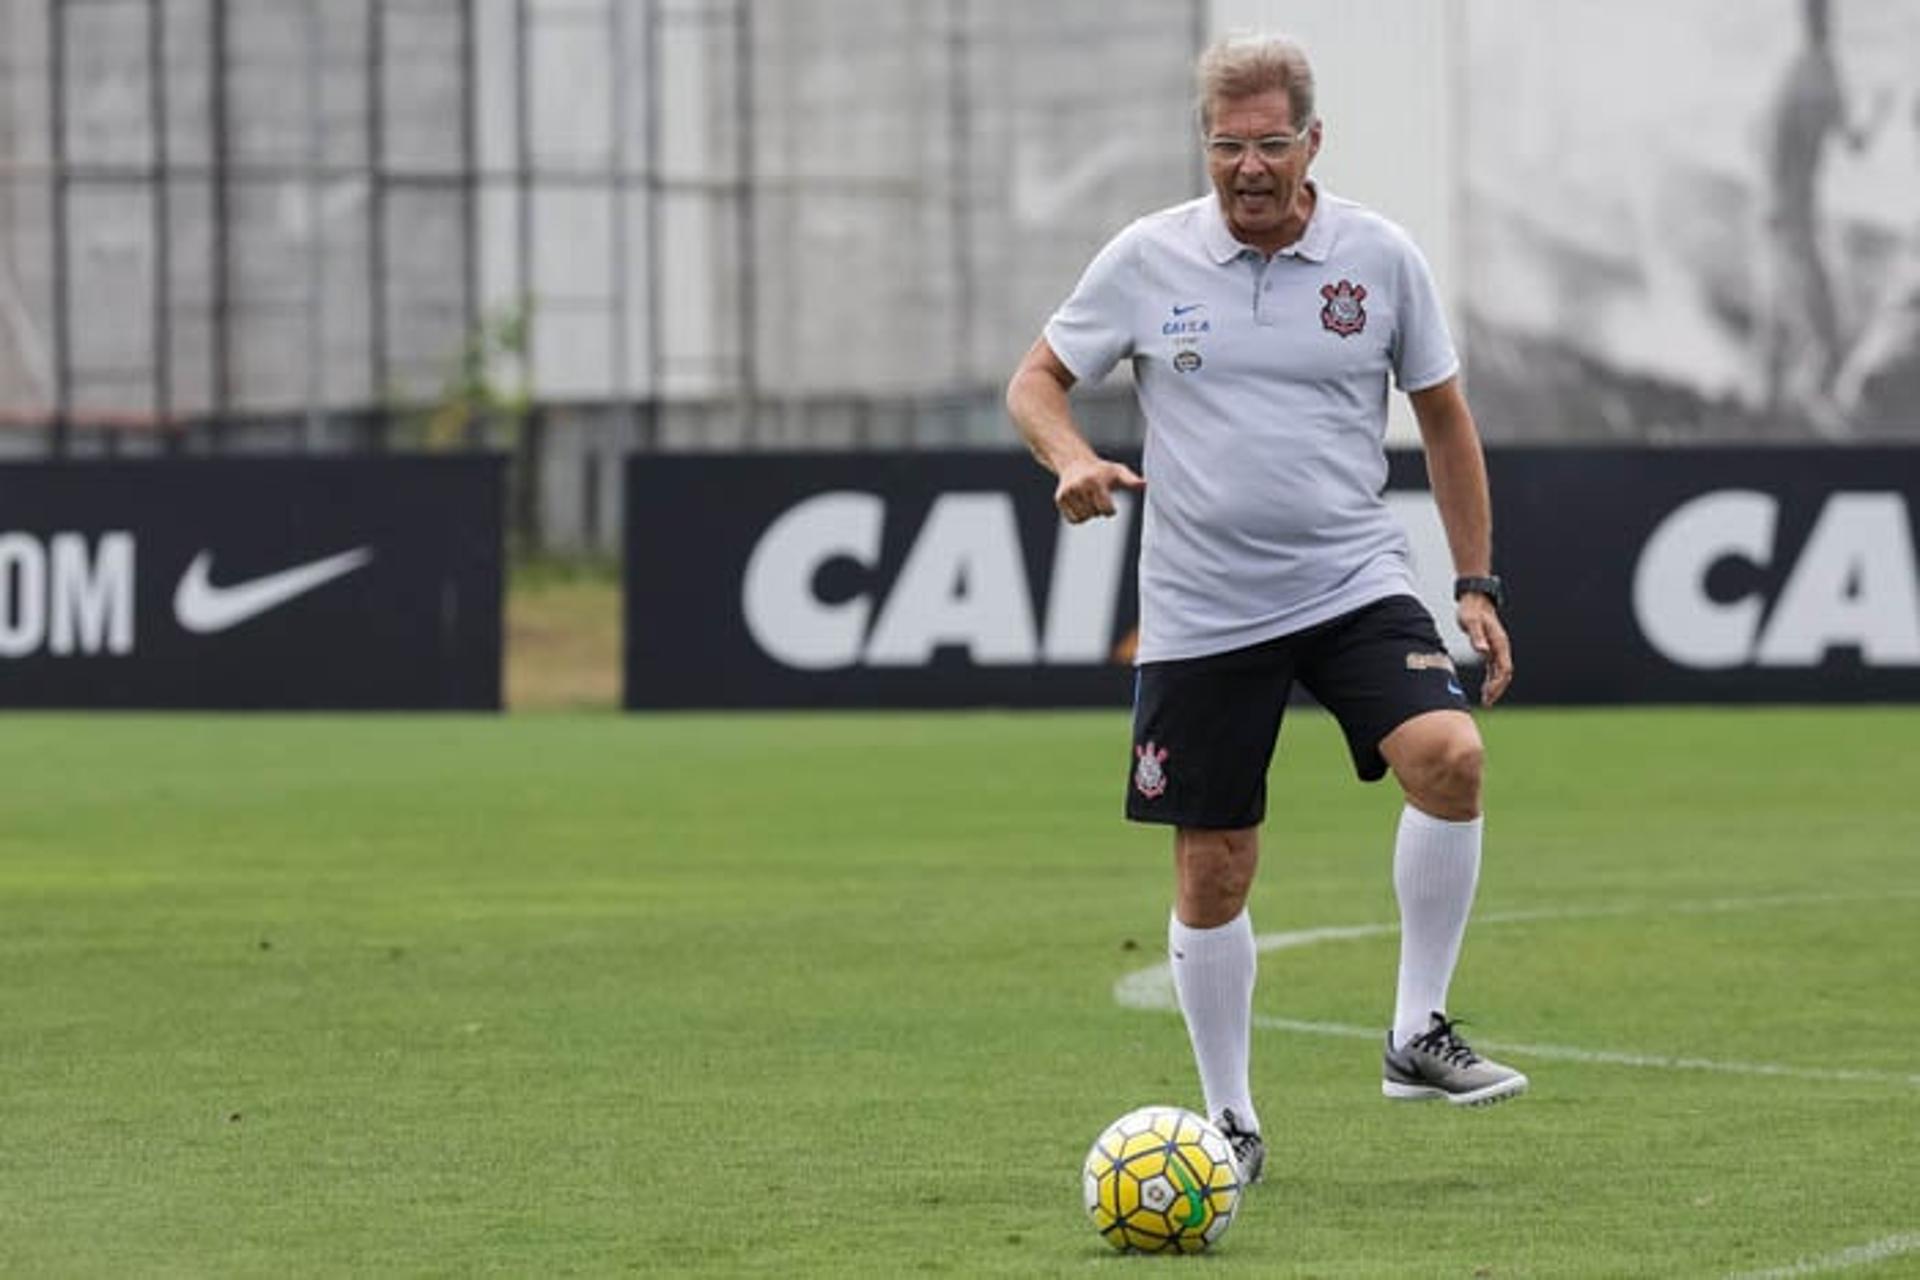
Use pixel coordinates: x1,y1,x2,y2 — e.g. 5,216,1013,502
0,0,1204,473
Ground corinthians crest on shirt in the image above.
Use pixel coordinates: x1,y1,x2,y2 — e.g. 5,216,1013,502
1319,279,1367,336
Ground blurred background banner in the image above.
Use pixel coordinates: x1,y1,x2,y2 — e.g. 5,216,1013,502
625,453,1143,709
1485,447,1920,702
1460,0,1920,445
630,449,1920,709
0,456,503,708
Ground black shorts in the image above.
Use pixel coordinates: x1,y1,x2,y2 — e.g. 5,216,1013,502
1125,594,1471,829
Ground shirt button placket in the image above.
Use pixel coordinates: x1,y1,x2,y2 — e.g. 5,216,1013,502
1251,256,1277,327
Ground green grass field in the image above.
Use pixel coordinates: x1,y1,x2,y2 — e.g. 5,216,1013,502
0,708,1915,1276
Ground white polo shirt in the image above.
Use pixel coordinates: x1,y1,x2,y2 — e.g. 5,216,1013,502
1043,183,1459,664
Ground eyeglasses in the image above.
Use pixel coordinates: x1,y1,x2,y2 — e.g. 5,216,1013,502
1204,130,1313,163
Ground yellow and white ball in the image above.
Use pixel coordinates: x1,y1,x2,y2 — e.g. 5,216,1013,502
1081,1105,1242,1253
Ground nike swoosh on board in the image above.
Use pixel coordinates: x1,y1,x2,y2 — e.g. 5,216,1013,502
1010,134,1132,226
174,547,375,635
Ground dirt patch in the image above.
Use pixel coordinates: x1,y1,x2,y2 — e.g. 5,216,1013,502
506,573,621,710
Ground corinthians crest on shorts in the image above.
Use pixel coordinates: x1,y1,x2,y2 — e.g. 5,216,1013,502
1133,741,1169,799
1319,279,1367,336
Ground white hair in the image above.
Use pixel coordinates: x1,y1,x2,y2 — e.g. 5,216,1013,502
1195,32,1316,132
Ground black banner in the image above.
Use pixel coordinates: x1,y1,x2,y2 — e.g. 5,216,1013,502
627,453,1143,708
625,448,1920,708
0,457,503,710
1474,447,1920,703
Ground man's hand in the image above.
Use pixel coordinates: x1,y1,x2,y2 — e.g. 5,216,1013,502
1054,458,1146,524
1458,594,1513,706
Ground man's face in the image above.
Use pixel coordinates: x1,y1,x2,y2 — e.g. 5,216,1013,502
1204,90,1319,249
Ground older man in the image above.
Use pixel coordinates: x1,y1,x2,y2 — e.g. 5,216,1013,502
1006,32,1528,1184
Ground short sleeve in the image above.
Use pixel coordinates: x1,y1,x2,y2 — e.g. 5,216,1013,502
1041,223,1140,386
1389,233,1460,393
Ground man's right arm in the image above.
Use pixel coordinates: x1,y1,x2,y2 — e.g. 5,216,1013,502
1005,337,1144,525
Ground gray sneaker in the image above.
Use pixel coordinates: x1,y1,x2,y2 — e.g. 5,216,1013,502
1214,1108,1265,1185
1382,1013,1529,1107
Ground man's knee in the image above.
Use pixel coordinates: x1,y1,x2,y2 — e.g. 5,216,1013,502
1436,734,1485,806
1415,735,1483,817
1385,714,1484,819
1175,827,1259,926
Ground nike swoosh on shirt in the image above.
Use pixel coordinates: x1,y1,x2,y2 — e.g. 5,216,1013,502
174,547,375,635
1171,303,1206,316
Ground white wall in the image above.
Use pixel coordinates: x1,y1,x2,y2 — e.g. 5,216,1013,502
1209,0,1462,442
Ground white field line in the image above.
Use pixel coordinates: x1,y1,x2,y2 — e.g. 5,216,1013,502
1725,1232,1920,1279
1239,1015,1920,1087
1112,890,1920,1088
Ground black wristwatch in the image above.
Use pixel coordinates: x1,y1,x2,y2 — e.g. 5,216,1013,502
1453,575,1506,611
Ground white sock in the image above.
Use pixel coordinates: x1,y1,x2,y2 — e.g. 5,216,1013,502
1391,805,1483,1047
1169,908,1260,1134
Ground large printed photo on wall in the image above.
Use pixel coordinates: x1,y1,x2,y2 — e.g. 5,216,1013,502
1464,0,1920,442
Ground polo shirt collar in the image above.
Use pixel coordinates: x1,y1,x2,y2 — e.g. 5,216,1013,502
1202,178,1337,264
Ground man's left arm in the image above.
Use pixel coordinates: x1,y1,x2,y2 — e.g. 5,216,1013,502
1409,377,1512,706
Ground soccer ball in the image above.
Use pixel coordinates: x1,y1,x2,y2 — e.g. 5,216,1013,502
1081,1105,1242,1253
